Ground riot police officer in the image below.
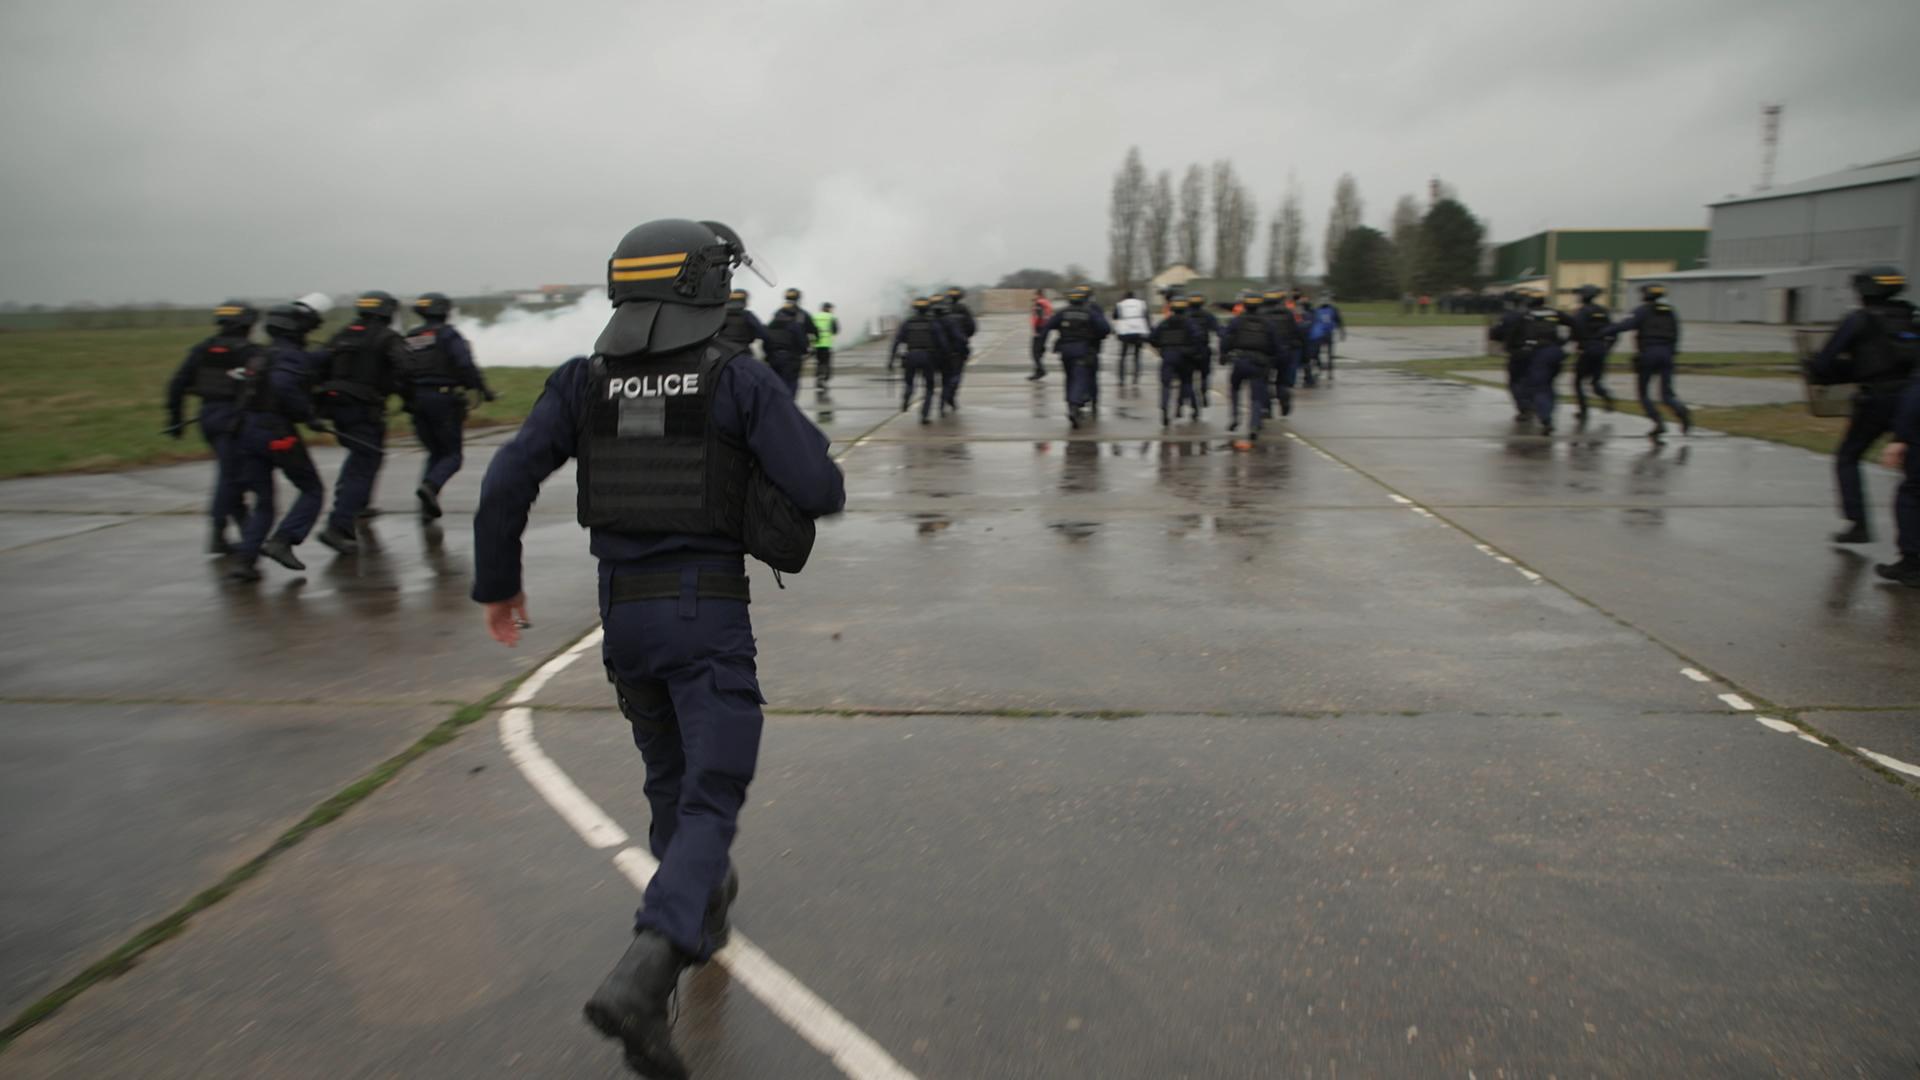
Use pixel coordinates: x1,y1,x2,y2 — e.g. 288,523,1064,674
164,300,262,555
714,289,767,356
313,290,411,555
1487,290,1534,422
1609,283,1691,440
1221,291,1285,440
400,292,496,520
1186,292,1221,406
1515,292,1573,435
939,287,976,411
225,301,330,581
1567,284,1618,424
890,296,954,422
473,219,845,1079
763,290,814,395
1808,266,1919,544
1038,284,1111,428
1262,287,1305,417
1149,295,1199,426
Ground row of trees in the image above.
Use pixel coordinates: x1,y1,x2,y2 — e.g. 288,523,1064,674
1106,149,1488,301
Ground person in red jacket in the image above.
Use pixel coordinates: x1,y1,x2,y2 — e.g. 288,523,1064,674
1028,288,1054,381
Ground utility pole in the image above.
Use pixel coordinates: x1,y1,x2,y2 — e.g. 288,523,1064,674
1757,104,1783,192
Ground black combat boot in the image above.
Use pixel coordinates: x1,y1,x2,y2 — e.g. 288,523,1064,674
416,483,443,520
225,560,261,583
316,524,359,556
1832,522,1872,544
585,931,691,1080
1875,557,1920,587
209,527,231,556
261,538,307,571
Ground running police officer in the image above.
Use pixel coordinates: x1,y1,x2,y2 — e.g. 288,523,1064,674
164,300,261,555
1488,290,1534,422
1221,291,1284,440
400,292,496,520
811,302,839,389
313,290,410,554
1609,283,1692,440
1149,295,1199,426
890,295,954,422
763,289,813,395
225,301,330,581
1038,284,1110,428
1186,292,1221,406
715,289,767,357
1515,291,1573,435
1567,284,1618,424
473,219,845,1078
939,287,976,411
1262,287,1304,417
1808,266,1919,544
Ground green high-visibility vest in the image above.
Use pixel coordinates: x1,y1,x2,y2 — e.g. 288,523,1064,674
811,311,835,349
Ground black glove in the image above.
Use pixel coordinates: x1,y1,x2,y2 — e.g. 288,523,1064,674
167,423,184,441
482,389,498,403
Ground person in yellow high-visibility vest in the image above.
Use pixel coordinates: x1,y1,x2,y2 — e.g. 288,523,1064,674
811,302,839,389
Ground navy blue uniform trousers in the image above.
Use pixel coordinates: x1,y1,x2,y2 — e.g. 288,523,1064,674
600,562,764,961
902,353,940,418
1634,345,1691,429
408,387,467,493
1836,387,1903,527
1527,345,1566,428
325,403,386,532
200,403,243,532
233,423,324,560
767,352,803,396
1229,355,1271,435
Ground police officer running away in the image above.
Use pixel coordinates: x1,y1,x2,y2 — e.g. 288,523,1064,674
1808,266,1919,545
224,299,331,581
472,219,845,1078
313,290,412,554
399,292,496,519
164,299,263,556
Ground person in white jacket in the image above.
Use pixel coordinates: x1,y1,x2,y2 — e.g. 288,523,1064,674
1111,290,1152,386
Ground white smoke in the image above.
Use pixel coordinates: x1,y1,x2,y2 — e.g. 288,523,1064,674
464,172,960,367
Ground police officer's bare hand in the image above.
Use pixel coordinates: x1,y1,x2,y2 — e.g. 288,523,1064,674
485,593,531,646
1884,442,1908,470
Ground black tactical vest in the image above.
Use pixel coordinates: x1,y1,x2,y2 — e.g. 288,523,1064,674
1262,312,1299,347
1156,316,1190,349
767,308,807,354
190,334,256,401
1573,303,1611,344
1853,302,1920,385
1227,316,1274,356
717,306,756,348
1058,307,1095,343
319,322,395,402
1518,310,1563,349
399,324,454,382
902,315,939,352
576,344,751,538
1640,303,1678,343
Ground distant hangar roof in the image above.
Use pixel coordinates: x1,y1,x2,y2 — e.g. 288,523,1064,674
1711,150,1920,208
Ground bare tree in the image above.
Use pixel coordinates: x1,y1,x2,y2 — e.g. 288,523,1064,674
1229,179,1258,278
1388,193,1423,296
1106,147,1150,290
1323,173,1364,276
1177,164,1205,270
1275,172,1309,285
1207,166,1257,278
1265,218,1283,281
1145,170,1174,276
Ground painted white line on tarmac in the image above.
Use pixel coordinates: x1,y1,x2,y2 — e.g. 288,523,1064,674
1515,568,1543,583
500,629,920,1080
1796,733,1827,747
1680,668,1711,683
1387,494,1413,505
1859,748,1920,780
1755,716,1796,734
1718,693,1755,712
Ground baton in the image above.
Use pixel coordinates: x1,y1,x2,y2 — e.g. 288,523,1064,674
312,425,387,457
160,413,201,436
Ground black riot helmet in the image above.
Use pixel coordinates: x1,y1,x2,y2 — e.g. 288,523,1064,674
353,290,399,321
1066,284,1092,305
213,299,258,331
727,288,749,308
412,292,452,321
945,287,964,301
1853,265,1907,302
1640,282,1667,302
1525,290,1546,309
1576,284,1602,302
1240,291,1264,310
784,287,803,304
264,303,312,341
595,218,748,356
911,295,933,312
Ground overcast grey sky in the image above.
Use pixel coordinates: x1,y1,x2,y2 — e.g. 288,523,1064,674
3,0,1918,308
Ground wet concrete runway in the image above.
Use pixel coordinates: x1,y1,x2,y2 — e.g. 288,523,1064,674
3,316,1915,1078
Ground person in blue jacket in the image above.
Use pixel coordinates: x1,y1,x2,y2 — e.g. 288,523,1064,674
1308,296,1347,380
1186,293,1220,405
1038,284,1111,428
1220,291,1285,440
472,219,845,1079
399,292,496,519
1609,283,1691,439
225,300,331,581
890,295,955,422
164,299,261,555
1807,267,1919,544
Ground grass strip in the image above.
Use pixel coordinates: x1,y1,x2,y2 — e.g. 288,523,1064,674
0,640,575,1051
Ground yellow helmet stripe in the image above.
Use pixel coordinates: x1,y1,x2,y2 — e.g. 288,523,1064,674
1872,274,1905,284
214,305,245,316
355,298,384,308
610,267,682,282
611,253,687,270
